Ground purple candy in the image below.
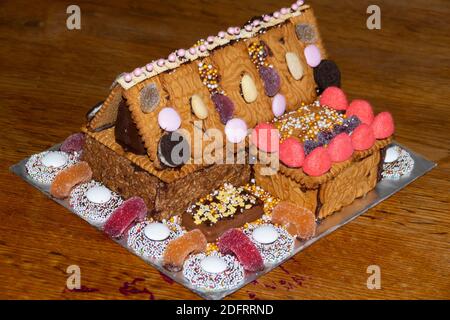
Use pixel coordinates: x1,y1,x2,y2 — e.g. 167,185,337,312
211,94,235,124
60,133,85,153
304,140,320,155
259,66,281,97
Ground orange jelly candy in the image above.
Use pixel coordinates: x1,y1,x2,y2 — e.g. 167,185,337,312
163,229,207,272
272,201,316,240
50,161,92,199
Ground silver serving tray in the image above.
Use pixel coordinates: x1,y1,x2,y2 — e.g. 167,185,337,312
10,141,436,300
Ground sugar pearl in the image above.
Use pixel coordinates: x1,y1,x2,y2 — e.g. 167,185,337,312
145,63,154,72
245,25,253,32
252,19,260,27
273,11,281,18
234,27,241,35
199,44,207,52
218,31,226,38
133,68,142,77
227,27,235,35
280,8,289,15
157,59,165,67
124,73,132,82
272,94,287,117
207,36,215,43
189,47,196,55
168,53,177,62
177,49,186,57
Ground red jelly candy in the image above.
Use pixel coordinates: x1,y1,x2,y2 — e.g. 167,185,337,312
327,133,354,163
319,86,348,111
218,228,264,272
104,197,147,238
371,111,395,139
60,132,85,153
346,100,374,125
302,146,332,176
279,137,305,168
351,123,375,151
251,123,279,153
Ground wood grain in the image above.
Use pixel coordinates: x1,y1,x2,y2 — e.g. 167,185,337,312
0,0,449,300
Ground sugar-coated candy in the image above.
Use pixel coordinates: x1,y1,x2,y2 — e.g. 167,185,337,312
346,100,374,125
60,133,85,153
351,123,375,151
140,83,160,113
50,161,92,199
304,44,322,67
313,60,341,94
104,197,147,238
303,139,320,155
218,228,264,272
251,123,279,153
327,133,354,162
259,66,281,97
163,229,207,272
158,107,181,132
211,93,235,124
303,146,331,176
319,86,348,111
272,93,286,117
271,201,316,240
371,111,395,139
317,130,334,146
279,137,304,168
295,23,316,43
224,118,248,144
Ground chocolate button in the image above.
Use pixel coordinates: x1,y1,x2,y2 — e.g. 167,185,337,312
157,132,190,168
313,59,341,94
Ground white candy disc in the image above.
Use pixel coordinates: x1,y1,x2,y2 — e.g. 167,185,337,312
41,152,68,168
200,256,228,274
252,225,279,244
144,222,171,241
86,186,112,204
385,146,400,163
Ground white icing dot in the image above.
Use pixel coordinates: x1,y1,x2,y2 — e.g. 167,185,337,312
385,146,400,163
41,152,68,168
144,222,171,241
200,256,228,274
252,225,279,244
86,186,112,204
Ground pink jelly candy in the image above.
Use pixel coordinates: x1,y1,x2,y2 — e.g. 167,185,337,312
104,197,147,238
60,132,85,153
50,161,92,199
218,228,264,272
351,123,375,151
371,111,395,139
163,229,207,272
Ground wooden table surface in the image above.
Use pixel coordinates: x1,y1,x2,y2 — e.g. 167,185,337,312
0,0,449,300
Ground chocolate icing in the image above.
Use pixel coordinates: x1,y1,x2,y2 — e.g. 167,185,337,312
114,99,147,155
182,203,264,242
